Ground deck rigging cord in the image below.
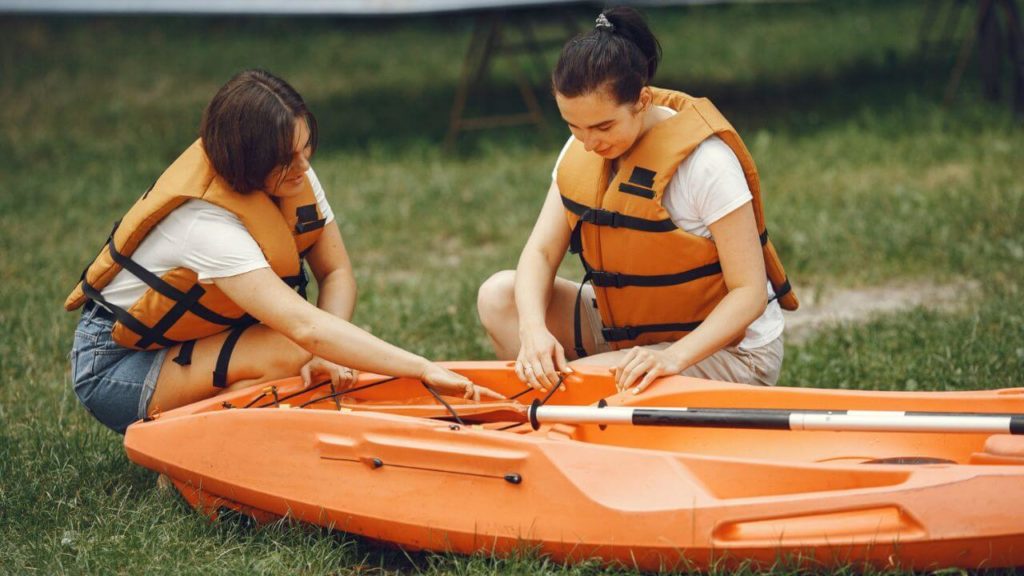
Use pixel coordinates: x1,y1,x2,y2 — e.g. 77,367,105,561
247,372,581,429
420,382,467,426
295,377,400,409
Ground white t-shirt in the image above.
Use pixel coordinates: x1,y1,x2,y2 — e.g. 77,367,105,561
552,111,784,349
100,167,335,310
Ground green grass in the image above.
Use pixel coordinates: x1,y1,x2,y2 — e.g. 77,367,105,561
2,1,1023,573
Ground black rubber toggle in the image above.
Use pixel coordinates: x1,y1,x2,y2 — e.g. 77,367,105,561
504,473,522,485
371,458,384,469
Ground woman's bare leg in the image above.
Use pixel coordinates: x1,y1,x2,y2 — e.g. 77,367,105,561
476,269,603,361
147,324,311,415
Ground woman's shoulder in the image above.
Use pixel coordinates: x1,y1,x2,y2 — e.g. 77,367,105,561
174,198,245,227
683,136,741,174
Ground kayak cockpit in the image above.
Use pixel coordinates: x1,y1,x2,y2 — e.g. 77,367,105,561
148,363,1024,468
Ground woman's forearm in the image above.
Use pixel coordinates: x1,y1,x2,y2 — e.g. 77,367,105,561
292,306,430,379
514,245,558,332
315,268,357,321
217,268,428,379
666,285,767,369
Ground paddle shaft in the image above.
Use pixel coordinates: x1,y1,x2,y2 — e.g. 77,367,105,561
528,403,1024,434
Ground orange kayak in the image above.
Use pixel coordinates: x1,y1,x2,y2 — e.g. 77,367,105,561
124,361,1024,571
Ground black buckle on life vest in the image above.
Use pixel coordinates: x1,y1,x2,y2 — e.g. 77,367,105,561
602,326,640,342
590,271,625,288
583,208,624,228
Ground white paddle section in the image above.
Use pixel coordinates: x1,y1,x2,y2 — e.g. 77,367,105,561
528,402,1024,434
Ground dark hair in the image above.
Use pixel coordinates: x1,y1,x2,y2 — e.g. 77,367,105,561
552,6,662,104
200,69,318,194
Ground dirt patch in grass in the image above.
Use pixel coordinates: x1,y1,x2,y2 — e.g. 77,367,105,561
786,279,980,344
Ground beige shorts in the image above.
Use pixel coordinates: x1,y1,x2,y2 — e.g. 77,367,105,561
578,284,784,386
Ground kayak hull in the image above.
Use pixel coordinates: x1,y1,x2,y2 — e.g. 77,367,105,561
125,362,1024,570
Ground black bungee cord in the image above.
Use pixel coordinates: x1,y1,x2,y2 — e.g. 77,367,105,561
248,371,570,432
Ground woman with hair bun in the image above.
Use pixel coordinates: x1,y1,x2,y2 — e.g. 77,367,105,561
67,69,501,434
478,7,798,395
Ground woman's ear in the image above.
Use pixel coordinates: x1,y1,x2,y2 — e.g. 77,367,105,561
636,87,653,113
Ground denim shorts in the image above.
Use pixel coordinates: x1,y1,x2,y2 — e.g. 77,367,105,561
70,303,167,434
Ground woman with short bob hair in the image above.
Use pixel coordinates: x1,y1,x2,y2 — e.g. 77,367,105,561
67,69,500,434
477,8,798,395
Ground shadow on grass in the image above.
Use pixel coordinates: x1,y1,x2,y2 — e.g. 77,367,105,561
307,50,965,158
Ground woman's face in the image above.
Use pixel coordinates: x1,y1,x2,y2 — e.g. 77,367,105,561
264,117,313,198
555,87,651,160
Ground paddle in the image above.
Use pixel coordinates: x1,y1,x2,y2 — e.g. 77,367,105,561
528,400,1024,434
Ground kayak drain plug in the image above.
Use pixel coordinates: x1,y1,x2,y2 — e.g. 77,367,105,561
504,473,522,485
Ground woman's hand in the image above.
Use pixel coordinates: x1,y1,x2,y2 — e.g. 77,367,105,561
611,347,685,394
300,355,359,389
420,363,505,402
515,326,572,392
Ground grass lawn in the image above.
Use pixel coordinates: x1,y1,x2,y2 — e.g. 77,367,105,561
1,1,1023,573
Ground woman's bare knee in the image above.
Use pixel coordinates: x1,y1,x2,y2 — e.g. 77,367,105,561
258,333,311,379
477,270,517,330
477,270,521,359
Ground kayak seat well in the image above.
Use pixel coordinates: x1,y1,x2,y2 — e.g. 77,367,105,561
683,457,913,500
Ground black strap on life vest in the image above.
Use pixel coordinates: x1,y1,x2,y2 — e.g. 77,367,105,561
173,340,196,366
105,233,247,323
77,225,186,349
76,220,274,351
212,320,257,388
772,278,792,302
562,196,676,255
570,259,711,358
601,322,703,343
563,197,793,355
81,281,183,349
562,196,717,358
756,227,794,303
589,261,723,289
282,262,309,300
571,270,594,358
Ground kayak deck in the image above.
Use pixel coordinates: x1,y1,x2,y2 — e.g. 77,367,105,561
125,362,1024,571
190,362,1024,465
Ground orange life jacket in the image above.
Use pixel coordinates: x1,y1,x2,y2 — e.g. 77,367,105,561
65,139,325,380
556,88,797,356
